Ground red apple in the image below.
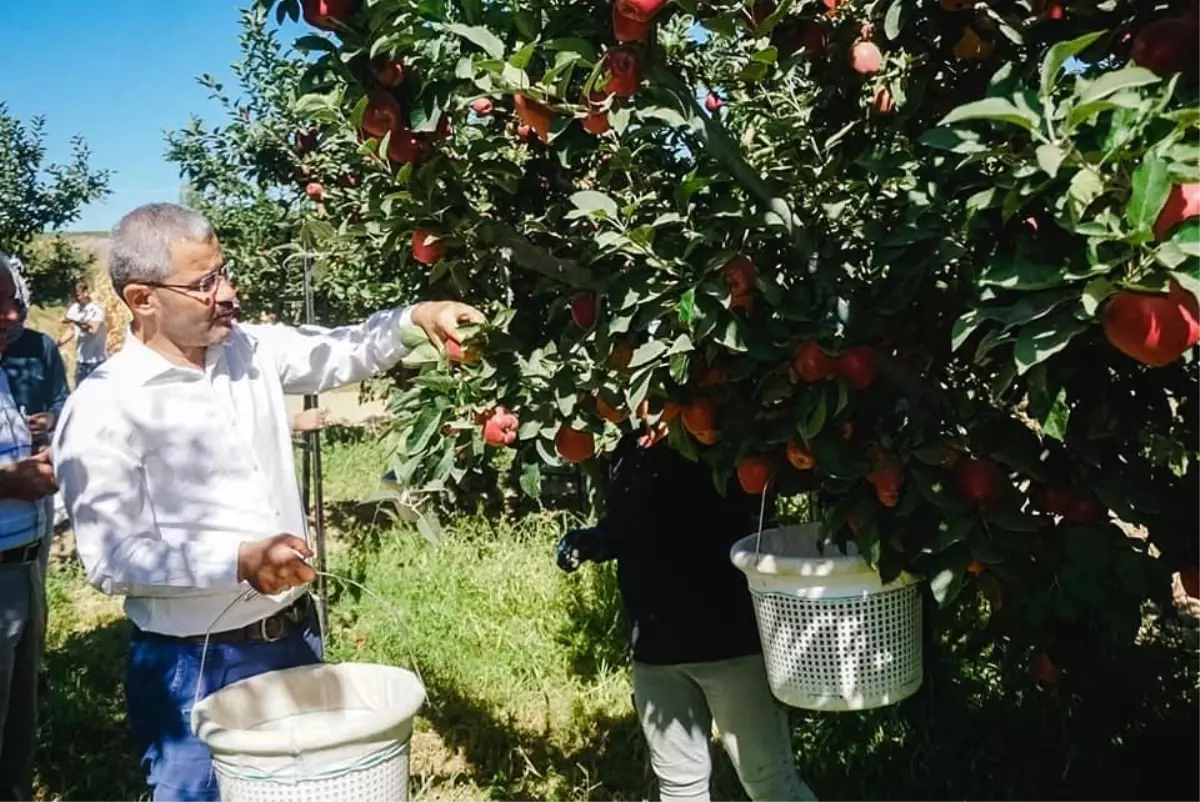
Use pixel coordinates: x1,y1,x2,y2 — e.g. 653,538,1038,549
604,48,641,98
1154,183,1200,240
615,0,669,23
556,425,595,463
835,346,877,390
872,85,895,114
302,0,357,31
793,340,835,382
1131,18,1200,77
387,130,425,164
362,91,403,139
376,60,405,88
1103,280,1200,367
851,40,883,74
705,93,722,112
570,292,598,329
737,457,775,495
471,97,494,116
954,458,1007,509
613,3,651,41
411,228,446,265
483,407,519,446
304,182,324,200
294,127,318,154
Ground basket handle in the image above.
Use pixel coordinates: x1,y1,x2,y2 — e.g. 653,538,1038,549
193,559,423,712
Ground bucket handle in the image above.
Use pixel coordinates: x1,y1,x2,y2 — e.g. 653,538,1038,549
751,482,830,562
193,560,423,713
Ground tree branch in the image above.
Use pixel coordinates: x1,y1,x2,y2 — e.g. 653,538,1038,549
476,221,600,290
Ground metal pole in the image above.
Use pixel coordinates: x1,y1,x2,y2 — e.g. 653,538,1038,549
302,254,329,630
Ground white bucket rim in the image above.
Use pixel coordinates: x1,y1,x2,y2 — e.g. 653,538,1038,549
730,524,921,588
192,662,425,758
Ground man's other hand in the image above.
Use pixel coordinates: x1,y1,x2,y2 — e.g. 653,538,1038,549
237,534,317,595
410,301,486,350
26,413,55,440
0,449,57,501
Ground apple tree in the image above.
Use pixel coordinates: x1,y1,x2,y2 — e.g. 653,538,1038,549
250,0,1197,682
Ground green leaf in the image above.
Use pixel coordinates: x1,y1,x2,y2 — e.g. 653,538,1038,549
569,190,620,220
1078,66,1160,106
939,97,1039,133
883,0,906,40
294,35,337,53
629,340,668,369
800,392,827,440
1068,90,1147,128
1043,387,1070,441
980,257,1065,290
1040,31,1105,98
1081,277,1114,317
919,128,991,154
1035,143,1066,178
510,41,537,70
443,23,505,59
1126,154,1172,234
519,461,543,499
1013,317,1087,374
398,324,431,349
930,565,967,606
678,288,695,326
1067,169,1105,220
1169,219,1200,257
641,106,689,127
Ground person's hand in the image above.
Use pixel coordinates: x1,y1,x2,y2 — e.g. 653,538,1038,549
291,407,329,433
237,534,316,595
410,301,486,350
0,449,57,501
26,412,54,440
555,526,609,573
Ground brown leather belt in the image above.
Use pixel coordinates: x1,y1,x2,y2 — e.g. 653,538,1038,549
0,540,40,566
139,594,315,644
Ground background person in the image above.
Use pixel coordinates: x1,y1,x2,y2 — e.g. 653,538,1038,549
0,253,62,801
557,428,817,802
53,202,484,801
57,280,108,386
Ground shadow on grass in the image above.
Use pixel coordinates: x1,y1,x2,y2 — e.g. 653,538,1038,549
414,662,659,801
36,617,144,801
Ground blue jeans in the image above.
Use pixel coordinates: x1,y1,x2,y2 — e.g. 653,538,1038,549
74,360,103,386
126,618,323,801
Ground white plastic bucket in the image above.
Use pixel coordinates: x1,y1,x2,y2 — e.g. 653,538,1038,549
191,662,425,801
730,523,923,711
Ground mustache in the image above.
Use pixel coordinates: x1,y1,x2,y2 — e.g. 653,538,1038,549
213,301,241,319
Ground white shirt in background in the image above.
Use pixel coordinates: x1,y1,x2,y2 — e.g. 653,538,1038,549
65,301,107,364
52,307,412,637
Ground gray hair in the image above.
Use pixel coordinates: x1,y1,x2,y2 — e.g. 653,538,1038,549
108,203,215,295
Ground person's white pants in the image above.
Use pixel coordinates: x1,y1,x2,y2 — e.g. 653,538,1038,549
633,654,817,802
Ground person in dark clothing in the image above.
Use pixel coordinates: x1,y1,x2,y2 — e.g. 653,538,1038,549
557,430,816,802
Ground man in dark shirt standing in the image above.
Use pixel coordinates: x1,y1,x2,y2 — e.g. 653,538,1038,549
557,429,816,802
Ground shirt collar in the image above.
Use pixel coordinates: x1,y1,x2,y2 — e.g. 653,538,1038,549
119,327,239,385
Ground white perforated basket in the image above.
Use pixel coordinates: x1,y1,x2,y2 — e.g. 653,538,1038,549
191,662,425,801
730,524,923,712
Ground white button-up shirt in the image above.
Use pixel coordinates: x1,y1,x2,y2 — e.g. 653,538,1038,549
52,307,411,637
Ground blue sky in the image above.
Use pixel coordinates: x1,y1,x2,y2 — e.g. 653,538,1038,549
1,2,299,233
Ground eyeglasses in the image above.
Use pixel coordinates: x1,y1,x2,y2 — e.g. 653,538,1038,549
144,263,233,302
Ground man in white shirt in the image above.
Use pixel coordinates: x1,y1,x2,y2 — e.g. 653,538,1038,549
58,280,108,385
52,203,484,802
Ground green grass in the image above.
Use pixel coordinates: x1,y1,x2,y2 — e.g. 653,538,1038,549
35,433,1200,801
